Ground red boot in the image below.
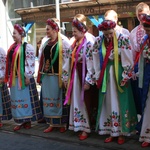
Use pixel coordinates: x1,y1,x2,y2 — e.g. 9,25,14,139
141,142,150,147
23,122,31,129
104,137,114,143
43,127,53,133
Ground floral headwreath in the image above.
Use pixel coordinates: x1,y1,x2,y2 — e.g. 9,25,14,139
142,14,150,25
46,18,59,32
98,20,116,31
72,18,88,33
14,24,26,37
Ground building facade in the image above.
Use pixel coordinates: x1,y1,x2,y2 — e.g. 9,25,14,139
1,0,150,50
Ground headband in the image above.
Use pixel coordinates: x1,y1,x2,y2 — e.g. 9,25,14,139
72,18,88,33
98,20,116,31
46,18,59,32
14,24,26,37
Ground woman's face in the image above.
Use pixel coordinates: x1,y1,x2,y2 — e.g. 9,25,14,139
136,8,149,23
12,29,22,43
103,29,115,41
46,25,55,38
72,26,84,41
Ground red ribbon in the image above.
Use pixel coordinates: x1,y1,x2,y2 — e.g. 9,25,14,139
97,41,113,89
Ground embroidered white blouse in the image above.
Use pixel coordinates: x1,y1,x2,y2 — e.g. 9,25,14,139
0,47,6,79
24,44,35,79
92,31,133,82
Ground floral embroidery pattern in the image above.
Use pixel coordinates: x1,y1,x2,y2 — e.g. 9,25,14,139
93,37,101,53
11,99,29,109
62,70,69,82
103,111,120,127
124,110,137,128
43,97,60,100
43,102,61,108
142,37,150,59
74,107,86,123
44,59,50,72
118,36,131,50
11,104,28,109
25,46,35,76
145,128,150,134
86,42,93,60
140,129,150,140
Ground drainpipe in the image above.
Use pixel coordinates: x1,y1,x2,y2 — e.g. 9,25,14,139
55,0,60,28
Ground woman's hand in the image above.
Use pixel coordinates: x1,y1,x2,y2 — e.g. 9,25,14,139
63,81,68,89
120,80,126,86
84,82,90,91
25,78,30,86
0,78,4,84
131,72,137,80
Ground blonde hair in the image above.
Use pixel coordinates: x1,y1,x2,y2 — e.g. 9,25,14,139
51,18,60,23
136,2,149,14
104,10,118,22
74,14,87,25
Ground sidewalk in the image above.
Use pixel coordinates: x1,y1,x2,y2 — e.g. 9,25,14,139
1,119,149,150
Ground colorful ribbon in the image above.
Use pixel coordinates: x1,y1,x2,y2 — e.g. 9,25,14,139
97,33,123,93
138,35,148,88
113,33,123,93
38,33,63,88
64,37,85,105
97,38,112,89
5,43,25,89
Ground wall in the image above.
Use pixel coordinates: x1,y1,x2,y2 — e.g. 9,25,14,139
0,0,13,50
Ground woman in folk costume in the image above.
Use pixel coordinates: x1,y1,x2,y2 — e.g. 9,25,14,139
63,18,95,140
0,47,12,127
138,14,150,148
129,3,149,133
92,20,137,144
37,18,71,133
5,24,42,131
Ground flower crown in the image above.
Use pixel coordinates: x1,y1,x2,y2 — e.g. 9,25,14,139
14,24,26,37
72,18,88,33
98,20,116,31
46,18,59,32
142,14,150,25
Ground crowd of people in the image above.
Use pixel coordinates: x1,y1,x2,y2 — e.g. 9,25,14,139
1,1,150,148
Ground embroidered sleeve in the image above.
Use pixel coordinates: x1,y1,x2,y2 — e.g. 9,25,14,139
62,39,71,82
119,35,134,82
141,36,150,59
130,26,145,62
0,47,6,78
85,42,95,85
92,36,101,81
24,44,35,79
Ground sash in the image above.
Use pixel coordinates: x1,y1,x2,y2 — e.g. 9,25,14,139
64,37,85,105
97,33,123,93
138,35,149,88
10,78,32,119
113,33,123,93
97,37,112,89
